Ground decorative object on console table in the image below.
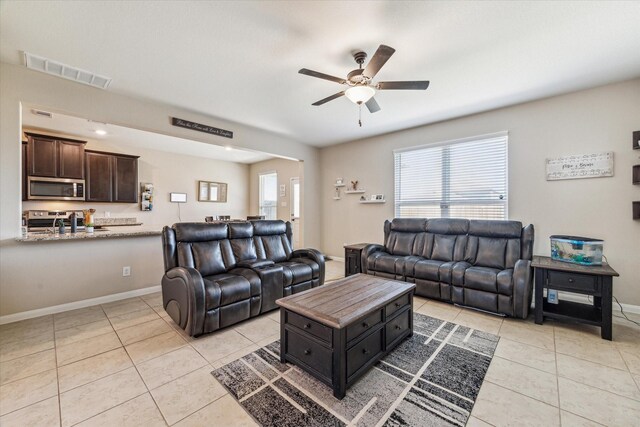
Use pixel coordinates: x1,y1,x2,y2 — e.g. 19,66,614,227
633,130,640,150
532,255,619,340
141,183,153,211
546,152,614,181
344,243,368,276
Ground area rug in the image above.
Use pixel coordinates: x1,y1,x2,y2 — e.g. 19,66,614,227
212,313,499,426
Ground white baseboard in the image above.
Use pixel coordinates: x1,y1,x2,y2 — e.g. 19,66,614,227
327,256,345,262
0,285,161,325
555,291,640,315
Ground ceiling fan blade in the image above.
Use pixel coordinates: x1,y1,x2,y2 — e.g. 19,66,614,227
363,45,395,79
377,81,430,90
312,91,345,106
299,68,346,84
365,97,381,113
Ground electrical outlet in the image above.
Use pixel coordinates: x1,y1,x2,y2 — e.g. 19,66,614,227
548,289,558,304
122,266,131,277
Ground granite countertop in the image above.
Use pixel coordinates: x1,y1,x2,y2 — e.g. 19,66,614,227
16,226,162,242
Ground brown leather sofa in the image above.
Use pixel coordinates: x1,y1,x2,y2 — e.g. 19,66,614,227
161,220,324,336
362,218,534,318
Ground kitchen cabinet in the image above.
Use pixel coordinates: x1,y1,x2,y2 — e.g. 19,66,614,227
26,133,86,179
85,150,139,203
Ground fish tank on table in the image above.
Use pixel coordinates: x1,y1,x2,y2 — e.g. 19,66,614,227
550,235,604,266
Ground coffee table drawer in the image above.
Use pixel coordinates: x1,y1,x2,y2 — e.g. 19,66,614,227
285,329,332,379
386,308,411,345
386,292,410,317
347,328,383,378
346,309,383,342
285,311,332,343
548,271,597,292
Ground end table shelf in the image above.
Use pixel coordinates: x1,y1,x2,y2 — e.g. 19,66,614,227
532,255,619,340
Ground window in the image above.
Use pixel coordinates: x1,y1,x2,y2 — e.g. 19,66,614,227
259,172,278,220
394,132,508,220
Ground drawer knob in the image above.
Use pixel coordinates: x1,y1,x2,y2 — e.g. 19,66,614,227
304,323,311,329
362,322,369,328
395,302,401,307
395,325,402,330
568,278,574,283
304,349,311,355
362,348,370,355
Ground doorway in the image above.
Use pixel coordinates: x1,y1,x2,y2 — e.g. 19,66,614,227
290,177,300,249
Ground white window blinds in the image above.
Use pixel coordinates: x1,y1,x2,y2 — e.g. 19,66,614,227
394,132,508,220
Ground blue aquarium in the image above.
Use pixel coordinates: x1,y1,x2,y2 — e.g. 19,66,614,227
550,235,604,266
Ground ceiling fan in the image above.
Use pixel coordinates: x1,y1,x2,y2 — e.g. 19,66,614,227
299,44,430,126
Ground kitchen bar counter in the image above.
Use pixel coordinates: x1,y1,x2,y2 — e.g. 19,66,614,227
16,226,162,242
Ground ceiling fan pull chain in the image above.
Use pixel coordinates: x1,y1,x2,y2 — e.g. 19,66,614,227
358,104,362,127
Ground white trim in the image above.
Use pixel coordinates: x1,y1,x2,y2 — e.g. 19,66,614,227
0,285,161,325
392,130,508,154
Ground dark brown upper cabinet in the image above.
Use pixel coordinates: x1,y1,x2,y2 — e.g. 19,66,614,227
26,133,86,179
85,150,139,203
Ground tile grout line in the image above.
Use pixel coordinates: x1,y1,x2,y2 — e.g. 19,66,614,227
96,298,170,427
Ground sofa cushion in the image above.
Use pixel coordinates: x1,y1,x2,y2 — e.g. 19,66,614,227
412,259,446,281
463,266,503,293
431,234,457,261
173,223,227,242
203,273,252,309
255,234,291,262
192,241,229,276
386,231,419,256
230,238,257,262
475,237,508,269
278,261,313,286
367,253,404,275
289,257,320,279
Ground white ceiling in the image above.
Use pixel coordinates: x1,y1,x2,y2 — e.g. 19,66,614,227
2,1,640,147
21,108,275,164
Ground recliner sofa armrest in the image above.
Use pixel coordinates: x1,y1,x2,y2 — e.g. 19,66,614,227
237,259,275,269
292,248,325,285
512,259,533,319
161,267,206,336
361,244,386,275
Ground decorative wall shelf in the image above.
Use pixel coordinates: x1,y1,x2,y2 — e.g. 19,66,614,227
333,197,341,200
334,184,345,188
359,200,386,204
345,190,366,194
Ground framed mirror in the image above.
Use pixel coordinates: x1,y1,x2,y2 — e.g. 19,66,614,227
198,181,228,202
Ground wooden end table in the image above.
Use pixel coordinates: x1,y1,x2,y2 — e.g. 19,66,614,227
532,255,619,340
344,243,369,277
276,274,415,399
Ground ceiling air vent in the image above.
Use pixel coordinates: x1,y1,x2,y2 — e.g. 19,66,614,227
31,109,53,118
24,52,112,90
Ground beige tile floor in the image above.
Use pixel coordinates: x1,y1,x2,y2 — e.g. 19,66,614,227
1,260,639,426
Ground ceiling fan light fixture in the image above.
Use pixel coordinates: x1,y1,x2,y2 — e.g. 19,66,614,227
345,85,375,104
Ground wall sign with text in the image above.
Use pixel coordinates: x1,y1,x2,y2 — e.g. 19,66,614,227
171,117,233,139
546,152,614,181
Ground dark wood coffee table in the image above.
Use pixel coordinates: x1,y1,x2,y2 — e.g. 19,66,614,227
276,274,416,399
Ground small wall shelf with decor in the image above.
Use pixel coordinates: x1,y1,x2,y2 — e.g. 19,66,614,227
360,199,386,204
345,189,366,194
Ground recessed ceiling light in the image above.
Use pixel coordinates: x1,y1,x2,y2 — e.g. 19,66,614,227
225,146,232,151
95,130,107,136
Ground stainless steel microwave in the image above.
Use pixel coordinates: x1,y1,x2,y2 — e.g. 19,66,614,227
27,177,85,201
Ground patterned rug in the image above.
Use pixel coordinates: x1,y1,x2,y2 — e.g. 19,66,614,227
212,313,499,426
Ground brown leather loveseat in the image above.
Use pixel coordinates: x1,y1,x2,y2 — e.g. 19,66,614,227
161,220,324,336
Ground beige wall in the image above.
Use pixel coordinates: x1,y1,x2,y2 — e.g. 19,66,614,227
22,129,250,225
0,62,320,316
320,79,640,306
